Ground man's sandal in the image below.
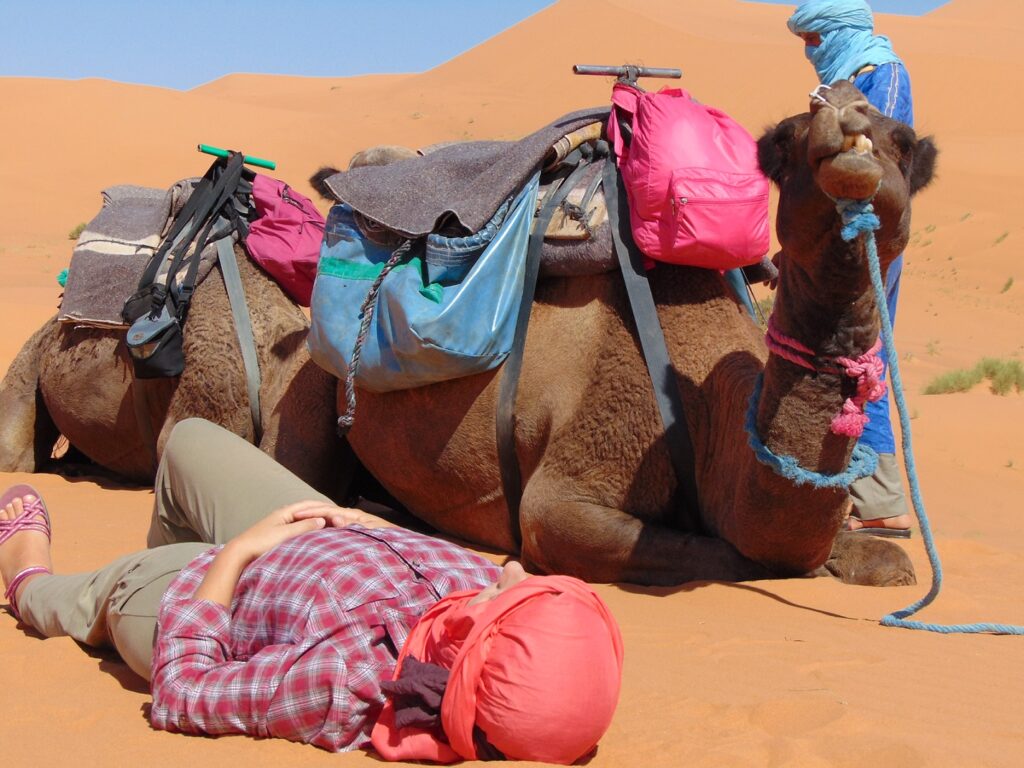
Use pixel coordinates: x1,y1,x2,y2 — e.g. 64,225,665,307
1,484,53,621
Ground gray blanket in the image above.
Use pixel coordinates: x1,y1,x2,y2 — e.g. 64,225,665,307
323,107,610,237
59,181,218,328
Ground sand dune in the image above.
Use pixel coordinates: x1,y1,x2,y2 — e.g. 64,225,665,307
1,1,1022,765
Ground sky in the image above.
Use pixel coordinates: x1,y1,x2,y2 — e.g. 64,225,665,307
747,0,949,14
1,0,948,91
0,0,556,91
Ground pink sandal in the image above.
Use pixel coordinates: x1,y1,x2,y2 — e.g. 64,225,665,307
1,484,53,621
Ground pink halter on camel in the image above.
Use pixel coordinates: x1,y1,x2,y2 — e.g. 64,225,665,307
371,574,624,764
765,315,887,437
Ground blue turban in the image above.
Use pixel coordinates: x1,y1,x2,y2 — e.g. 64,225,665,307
788,0,903,85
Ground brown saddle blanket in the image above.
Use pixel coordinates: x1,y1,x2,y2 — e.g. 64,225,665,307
321,107,610,238
58,181,220,328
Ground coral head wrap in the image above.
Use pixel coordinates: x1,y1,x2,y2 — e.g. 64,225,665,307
371,574,624,764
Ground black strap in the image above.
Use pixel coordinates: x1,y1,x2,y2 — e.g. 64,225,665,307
602,159,703,533
497,154,602,550
170,156,247,315
133,153,248,320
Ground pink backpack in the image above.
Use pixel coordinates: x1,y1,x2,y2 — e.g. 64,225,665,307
608,83,769,269
245,175,325,306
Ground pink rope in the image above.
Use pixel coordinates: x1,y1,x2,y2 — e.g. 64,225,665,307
764,318,886,438
765,318,817,371
831,339,886,437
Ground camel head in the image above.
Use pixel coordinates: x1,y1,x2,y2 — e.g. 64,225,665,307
757,80,937,272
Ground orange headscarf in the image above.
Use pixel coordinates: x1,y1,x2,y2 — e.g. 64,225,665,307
371,575,624,764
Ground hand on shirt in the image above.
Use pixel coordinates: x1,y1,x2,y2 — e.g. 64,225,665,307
231,501,395,562
194,501,396,607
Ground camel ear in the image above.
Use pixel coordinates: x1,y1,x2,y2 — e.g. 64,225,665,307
310,167,341,201
757,118,799,185
909,136,938,195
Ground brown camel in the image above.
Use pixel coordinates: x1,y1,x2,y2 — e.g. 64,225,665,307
337,82,937,586
0,250,343,496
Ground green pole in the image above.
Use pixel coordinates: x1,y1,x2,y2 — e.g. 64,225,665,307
197,144,276,170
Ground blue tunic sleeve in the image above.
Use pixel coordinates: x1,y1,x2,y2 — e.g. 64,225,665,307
854,61,914,128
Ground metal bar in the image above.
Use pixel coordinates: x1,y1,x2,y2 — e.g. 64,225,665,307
573,64,682,79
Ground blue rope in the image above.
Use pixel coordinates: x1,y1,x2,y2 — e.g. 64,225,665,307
745,373,878,488
838,199,1023,635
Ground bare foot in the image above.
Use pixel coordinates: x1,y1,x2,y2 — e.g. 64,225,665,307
845,512,912,532
1,492,54,610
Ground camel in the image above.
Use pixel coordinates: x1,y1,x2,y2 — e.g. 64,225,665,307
0,250,344,496
332,82,937,586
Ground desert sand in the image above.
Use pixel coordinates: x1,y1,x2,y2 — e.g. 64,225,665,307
1,1,1022,766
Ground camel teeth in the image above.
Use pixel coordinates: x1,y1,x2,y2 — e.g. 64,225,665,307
854,135,873,154
841,135,856,152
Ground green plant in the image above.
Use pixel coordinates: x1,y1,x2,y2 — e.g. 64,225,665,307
925,339,940,356
1001,276,1014,293
923,368,981,395
923,358,1024,395
977,358,1024,395
68,222,87,240
924,224,936,233
994,231,1009,245
960,212,972,221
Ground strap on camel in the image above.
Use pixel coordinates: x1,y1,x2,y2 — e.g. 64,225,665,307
215,235,263,444
602,159,702,533
497,148,601,550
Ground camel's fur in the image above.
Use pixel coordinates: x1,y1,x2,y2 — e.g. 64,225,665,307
0,248,344,495
334,83,936,586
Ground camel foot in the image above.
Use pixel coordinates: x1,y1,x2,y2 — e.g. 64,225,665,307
823,530,917,586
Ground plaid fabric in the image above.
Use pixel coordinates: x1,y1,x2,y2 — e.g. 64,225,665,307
150,525,500,752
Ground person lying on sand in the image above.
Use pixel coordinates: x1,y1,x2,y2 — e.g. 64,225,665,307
0,418,623,763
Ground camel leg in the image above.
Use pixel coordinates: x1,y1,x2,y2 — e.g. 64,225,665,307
518,470,772,585
0,321,60,472
823,531,916,586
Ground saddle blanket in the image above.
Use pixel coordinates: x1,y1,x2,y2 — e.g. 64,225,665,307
58,181,218,328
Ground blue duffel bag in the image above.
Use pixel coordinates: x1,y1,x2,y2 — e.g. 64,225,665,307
307,173,540,396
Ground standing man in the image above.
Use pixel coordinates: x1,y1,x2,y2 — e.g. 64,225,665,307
788,0,914,537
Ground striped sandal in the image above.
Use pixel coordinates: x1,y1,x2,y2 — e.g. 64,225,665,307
1,484,52,621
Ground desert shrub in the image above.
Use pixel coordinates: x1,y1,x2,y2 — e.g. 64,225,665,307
976,358,1024,395
923,358,1024,395
923,369,982,395
68,222,87,240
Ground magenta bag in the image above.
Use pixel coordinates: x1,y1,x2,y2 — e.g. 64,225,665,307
245,175,325,306
608,83,769,269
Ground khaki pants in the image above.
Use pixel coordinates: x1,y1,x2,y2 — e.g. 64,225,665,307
17,418,331,680
848,452,908,521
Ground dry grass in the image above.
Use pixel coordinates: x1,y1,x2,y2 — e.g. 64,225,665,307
923,358,1024,395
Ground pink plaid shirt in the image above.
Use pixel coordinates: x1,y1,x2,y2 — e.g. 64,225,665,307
149,525,500,752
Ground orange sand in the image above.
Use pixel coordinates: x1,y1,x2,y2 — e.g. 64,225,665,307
1,1,1022,765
